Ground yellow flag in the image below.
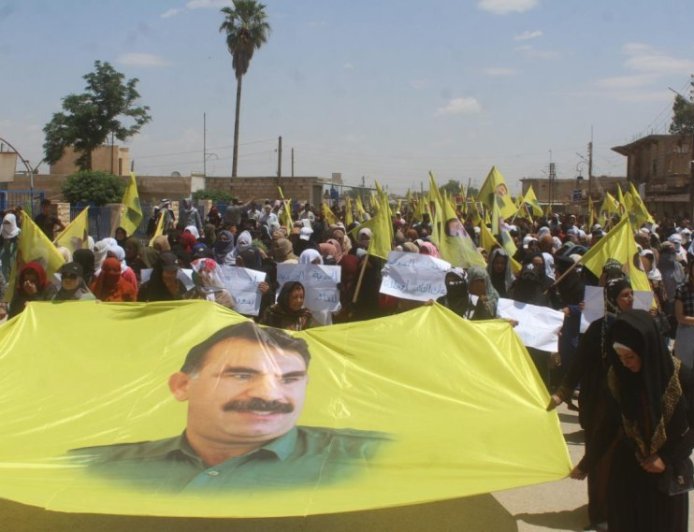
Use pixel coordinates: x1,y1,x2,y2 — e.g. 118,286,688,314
521,185,543,217
321,201,338,226
616,183,626,215
366,184,393,259
580,216,651,294
344,195,354,226
477,166,517,220
277,187,294,230
428,174,486,268
626,182,654,227
148,210,165,247
355,195,367,221
479,222,522,274
5,212,66,303
119,172,143,236
54,207,89,253
603,192,619,214
0,301,570,517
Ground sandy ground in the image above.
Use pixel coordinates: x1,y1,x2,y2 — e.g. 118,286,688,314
2,403,692,531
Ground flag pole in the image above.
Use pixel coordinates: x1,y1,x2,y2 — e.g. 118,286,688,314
352,253,370,304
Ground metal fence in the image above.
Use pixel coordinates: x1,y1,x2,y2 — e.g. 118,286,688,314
0,190,45,216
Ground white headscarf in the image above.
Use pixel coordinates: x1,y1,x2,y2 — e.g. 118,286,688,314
299,248,323,265
1,213,20,239
184,225,200,239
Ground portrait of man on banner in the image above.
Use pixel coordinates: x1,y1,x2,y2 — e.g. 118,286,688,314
70,321,390,492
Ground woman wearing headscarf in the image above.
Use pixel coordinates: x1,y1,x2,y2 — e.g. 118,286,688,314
550,277,634,529
73,249,96,287
466,266,499,320
438,269,471,318
554,253,586,397
674,259,694,368
572,310,694,532
185,257,235,309
659,242,685,329
137,252,187,302
106,245,138,292
318,241,339,265
326,237,359,322
8,262,56,318
487,247,514,298
521,252,561,308
53,262,95,301
213,230,235,266
271,238,298,264
123,237,147,283
235,246,274,319
114,226,128,249
90,257,137,303
298,248,323,265
259,281,314,331
417,241,440,258
0,212,20,283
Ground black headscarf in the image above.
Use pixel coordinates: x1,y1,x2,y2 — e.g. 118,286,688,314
510,265,549,306
441,270,470,318
607,310,687,458
73,249,96,286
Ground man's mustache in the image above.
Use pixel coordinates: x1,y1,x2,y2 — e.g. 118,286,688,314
223,397,294,413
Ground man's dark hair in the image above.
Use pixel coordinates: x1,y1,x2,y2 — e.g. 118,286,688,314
180,321,311,374
41,199,52,207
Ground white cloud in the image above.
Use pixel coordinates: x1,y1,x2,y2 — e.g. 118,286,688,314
514,30,542,41
478,0,539,15
117,53,171,68
515,44,559,59
593,42,694,101
483,67,517,77
160,8,182,18
186,0,228,9
622,42,694,74
595,74,657,90
436,97,482,116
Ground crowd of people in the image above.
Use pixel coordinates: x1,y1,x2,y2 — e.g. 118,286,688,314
0,193,693,531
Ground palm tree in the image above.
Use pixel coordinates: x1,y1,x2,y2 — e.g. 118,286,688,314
219,0,270,177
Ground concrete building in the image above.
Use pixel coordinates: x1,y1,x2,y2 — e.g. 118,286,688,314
520,175,627,214
49,145,130,176
612,134,693,218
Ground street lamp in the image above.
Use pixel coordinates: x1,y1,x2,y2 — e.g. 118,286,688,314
0,135,39,216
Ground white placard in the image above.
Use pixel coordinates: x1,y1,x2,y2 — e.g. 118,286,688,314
221,266,267,317
497,298,565,353
276,263,342,314
379,251,451,302
580,285,653,332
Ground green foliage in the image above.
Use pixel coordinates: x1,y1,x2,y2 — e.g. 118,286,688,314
439,179,462,196
192,189,235,203
43,61,152,170
670,80,694,135
62,171,125,206
219,0,271,79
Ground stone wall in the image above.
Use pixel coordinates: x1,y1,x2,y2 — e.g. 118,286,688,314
206,176,329,205
3,173,330,207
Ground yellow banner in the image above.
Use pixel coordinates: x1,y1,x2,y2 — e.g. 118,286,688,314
120,172,143,236
0,301,569,517
54,207,89,253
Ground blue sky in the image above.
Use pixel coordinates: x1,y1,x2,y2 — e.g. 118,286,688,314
1,0,693,194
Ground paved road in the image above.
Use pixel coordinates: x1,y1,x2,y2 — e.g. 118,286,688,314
2,403,692,531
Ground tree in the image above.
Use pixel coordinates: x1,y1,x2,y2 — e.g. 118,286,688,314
439,179,462,196
219,0,270,177
62,171,125,206
43,61,151,170
670,79,694,135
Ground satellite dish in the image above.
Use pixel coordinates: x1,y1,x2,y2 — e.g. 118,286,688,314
171,171,182,177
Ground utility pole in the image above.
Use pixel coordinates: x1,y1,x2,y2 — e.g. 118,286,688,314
291,148,295,177
548,150,556,211
588,127,593,201
277,136,282,178
203,112,207,177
